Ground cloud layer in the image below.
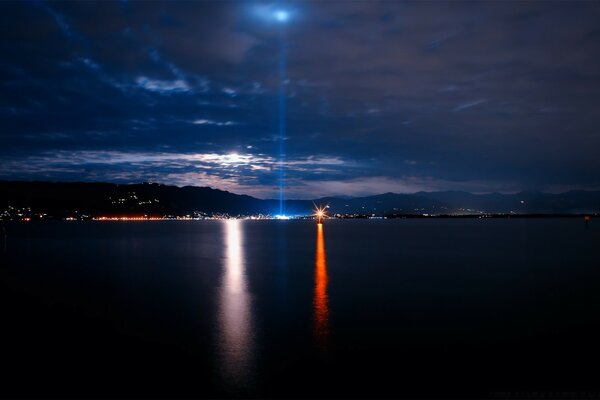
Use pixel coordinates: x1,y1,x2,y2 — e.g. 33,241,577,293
1,1,600,197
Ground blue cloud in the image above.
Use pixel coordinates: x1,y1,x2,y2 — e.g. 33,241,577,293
135,77,191,94
1,1,600,196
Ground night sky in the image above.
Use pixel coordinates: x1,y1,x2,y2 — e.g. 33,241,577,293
1,1,600,199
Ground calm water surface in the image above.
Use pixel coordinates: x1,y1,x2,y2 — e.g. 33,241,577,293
1,219,599,398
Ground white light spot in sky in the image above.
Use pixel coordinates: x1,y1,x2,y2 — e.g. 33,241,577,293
274,10,289,22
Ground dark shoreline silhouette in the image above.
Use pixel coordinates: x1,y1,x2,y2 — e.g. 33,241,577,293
1,180,599,219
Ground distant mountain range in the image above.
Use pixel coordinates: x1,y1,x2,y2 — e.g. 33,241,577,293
1,180,599,218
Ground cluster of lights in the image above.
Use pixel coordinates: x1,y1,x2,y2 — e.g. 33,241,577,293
94,216,164,221
93,215,295,221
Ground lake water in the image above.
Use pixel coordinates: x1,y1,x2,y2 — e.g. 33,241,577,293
1,219,599,398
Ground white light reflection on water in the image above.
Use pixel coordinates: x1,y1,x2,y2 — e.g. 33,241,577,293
217,219,254,389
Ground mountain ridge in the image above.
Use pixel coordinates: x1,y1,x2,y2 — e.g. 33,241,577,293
1,180,599,218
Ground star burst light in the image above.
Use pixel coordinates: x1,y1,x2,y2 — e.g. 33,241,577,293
314,205,328,223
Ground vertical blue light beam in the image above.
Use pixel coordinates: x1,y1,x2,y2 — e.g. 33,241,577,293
278,31,286,216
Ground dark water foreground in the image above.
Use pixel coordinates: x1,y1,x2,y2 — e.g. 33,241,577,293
1,219,599,398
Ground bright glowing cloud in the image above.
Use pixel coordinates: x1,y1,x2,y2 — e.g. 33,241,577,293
0,150,543,199
192,119,237,126
135,76,191,94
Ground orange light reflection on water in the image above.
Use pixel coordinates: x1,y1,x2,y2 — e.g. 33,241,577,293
314,223,329,348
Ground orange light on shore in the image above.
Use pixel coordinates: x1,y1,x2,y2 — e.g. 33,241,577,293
314,205,327,224
94,216,164,221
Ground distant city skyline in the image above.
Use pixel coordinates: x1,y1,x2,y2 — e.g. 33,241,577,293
1,1,600,199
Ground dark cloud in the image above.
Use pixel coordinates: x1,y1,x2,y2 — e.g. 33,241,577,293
1,0,600,198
